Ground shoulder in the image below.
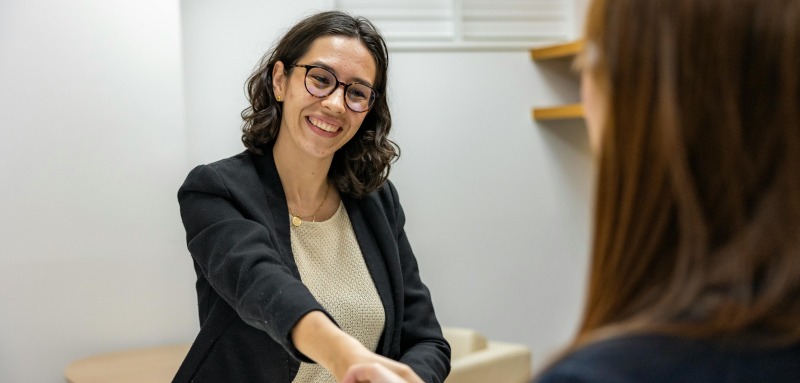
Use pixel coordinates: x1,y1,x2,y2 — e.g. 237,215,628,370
535,335,689,383
361,179,401,216
183,152,257,187
369,179,399,204
535,334,800,383
191,151,255,178
179,151,269,204
346,179,405,232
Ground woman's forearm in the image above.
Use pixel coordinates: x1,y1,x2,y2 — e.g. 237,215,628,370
291,311,424,382
291,311,370,377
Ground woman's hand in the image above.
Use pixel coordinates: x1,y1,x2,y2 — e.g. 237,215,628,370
335,352,423,383
291,311,423,382
340,362,423,383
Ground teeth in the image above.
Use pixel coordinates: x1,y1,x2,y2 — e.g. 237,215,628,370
309,117,338,133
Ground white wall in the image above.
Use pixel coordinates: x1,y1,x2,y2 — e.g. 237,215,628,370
0,1,194,382
180,0,593,373
389,52,592,370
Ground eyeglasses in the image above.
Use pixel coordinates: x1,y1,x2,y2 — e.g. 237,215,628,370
289,64,378,113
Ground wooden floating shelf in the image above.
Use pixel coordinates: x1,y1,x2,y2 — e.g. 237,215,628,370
531,40,585,122
530,40,584,61
532,104,584,120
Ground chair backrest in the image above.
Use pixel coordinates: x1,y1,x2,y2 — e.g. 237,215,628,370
442,327,488,360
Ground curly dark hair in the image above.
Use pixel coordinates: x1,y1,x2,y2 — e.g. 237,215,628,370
241,11,398,198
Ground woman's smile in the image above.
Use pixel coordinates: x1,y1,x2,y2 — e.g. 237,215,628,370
307,115,343,137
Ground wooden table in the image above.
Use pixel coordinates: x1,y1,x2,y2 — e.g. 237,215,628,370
64,344,190,383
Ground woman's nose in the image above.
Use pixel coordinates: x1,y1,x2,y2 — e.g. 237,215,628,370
322,85,347,113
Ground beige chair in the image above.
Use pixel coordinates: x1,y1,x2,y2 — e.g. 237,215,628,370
64,327,531,383
443,327,532,383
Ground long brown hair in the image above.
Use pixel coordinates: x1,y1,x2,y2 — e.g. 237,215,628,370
577,0,800,349
241,11,397,198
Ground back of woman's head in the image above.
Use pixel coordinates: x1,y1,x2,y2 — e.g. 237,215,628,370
580,0,800,345
241,11,396,198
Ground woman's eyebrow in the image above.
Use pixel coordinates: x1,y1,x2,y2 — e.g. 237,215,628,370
308,60,374,87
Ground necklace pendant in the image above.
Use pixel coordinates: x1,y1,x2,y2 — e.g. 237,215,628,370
291,215,303,227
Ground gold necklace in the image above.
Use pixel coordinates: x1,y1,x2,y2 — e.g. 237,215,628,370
288,182,330,227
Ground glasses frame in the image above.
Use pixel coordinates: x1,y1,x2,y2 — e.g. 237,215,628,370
289,64,378,113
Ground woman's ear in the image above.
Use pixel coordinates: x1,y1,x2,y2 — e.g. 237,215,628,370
272,61,286,100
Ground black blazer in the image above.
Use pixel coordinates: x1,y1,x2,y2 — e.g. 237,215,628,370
173,149,450,382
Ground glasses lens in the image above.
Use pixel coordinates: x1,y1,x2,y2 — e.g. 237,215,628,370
345,84,374,112
305,67,336,97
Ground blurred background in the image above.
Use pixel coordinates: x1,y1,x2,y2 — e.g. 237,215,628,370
0,0,592,381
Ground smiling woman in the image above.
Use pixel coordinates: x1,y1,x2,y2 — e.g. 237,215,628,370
173,11,451,383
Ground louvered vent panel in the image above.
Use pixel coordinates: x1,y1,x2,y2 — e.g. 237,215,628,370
462,0,568,41
334,0,570,49
335,0,454,41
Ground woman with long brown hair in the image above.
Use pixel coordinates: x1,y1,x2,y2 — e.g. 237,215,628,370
535,0,800,380
342,0,800,381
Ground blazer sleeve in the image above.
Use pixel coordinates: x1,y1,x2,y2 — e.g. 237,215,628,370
384,182,452,382
178,164,332,362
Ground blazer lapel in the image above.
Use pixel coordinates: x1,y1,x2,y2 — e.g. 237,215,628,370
249,149,298,277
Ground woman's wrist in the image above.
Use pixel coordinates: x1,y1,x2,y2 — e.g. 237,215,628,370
291,311,370,376
326,331,373,377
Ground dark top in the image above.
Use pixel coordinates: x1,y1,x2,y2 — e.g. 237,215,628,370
173,149,450,383
535,334,800,383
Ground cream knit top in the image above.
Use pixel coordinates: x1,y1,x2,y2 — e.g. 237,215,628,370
289,201,386,383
